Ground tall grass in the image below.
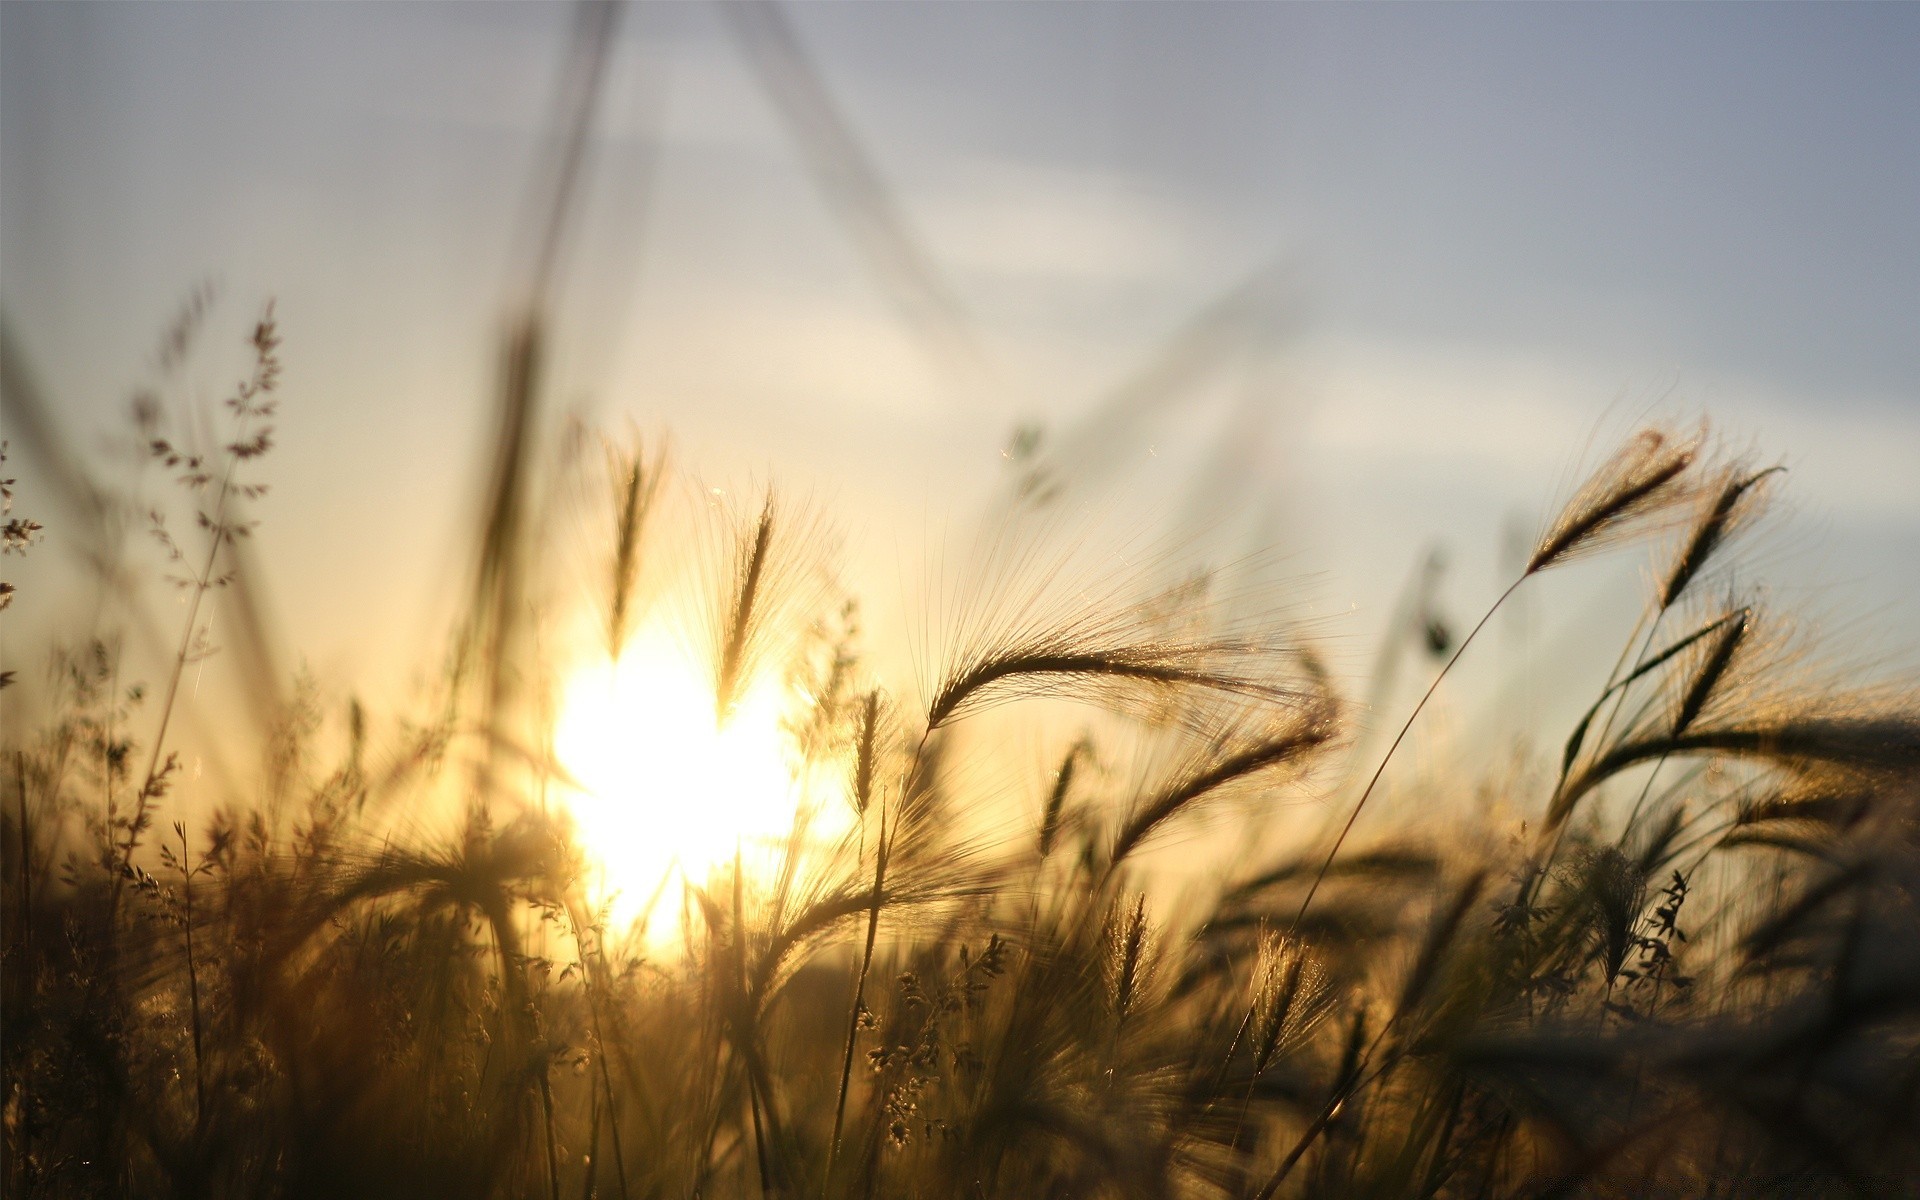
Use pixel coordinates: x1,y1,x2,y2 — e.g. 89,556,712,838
3,310,1918,1200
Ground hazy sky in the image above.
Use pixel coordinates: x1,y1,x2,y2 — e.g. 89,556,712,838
5,1,1918,722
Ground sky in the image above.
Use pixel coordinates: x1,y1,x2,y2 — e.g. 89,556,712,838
5,1,1918,749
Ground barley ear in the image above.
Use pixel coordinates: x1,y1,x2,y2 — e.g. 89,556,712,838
1528,427,1701,575
605,433,667,661
1659,465,1781,609
1038,737,1088,860
715,496,775,721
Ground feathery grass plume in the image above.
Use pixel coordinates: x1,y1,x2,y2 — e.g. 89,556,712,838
851,689,882,818
1247,932,1329,1077
1572,847,1646,987
1527,425,1702,575
717,495,774,721
925,621,1308,732
1108,693,1337,869
1572,605,1756,838
1106,892,1153,1025
922,536,1314,733
1723,775,1876,856
1674,606,1752,737
703,488,831,724
1658,462,1782,610
603,431,667,662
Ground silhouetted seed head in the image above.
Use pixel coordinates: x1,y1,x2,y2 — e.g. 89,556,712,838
1659,465,1782,609
1675,607,1752,735
1108,894,1152,1022
1109,698,1337,867
1528,427,1701,575
1558,609,1747,780
851,690,883,816
1555,712,1920,829
604,434,666,660
1037,737,1088,859
926,565,1313,731
1250,933,1326,1075
716,499,774,721
926,644,1301,732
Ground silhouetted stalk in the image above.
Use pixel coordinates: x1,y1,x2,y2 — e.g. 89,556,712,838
576,926,632,1200
734,849,774,1199
717,501,774,722
823,799,889,1198
176,823,205,1128
539,1062,561,1200
579,1080,602,1200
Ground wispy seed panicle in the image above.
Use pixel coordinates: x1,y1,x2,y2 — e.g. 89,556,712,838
1251,933,1326,1074
717,499,774,720
1528,427,1701,575
1659,464,1783,609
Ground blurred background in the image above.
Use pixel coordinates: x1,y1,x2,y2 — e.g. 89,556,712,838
5,1,1917,745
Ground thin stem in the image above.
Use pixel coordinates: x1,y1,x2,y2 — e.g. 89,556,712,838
179,825,205,1129
734,848,774,1199
539,1062,561,1200
1292,576,1524,931
579,1079,602,1200
567,901,630,1200
823,795,890,1198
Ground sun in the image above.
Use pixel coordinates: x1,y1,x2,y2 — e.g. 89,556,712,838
553,626,841,940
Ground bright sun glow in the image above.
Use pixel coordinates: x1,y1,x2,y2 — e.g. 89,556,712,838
554,627,844,940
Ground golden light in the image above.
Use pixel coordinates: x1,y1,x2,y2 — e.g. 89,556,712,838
553,625,846,940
